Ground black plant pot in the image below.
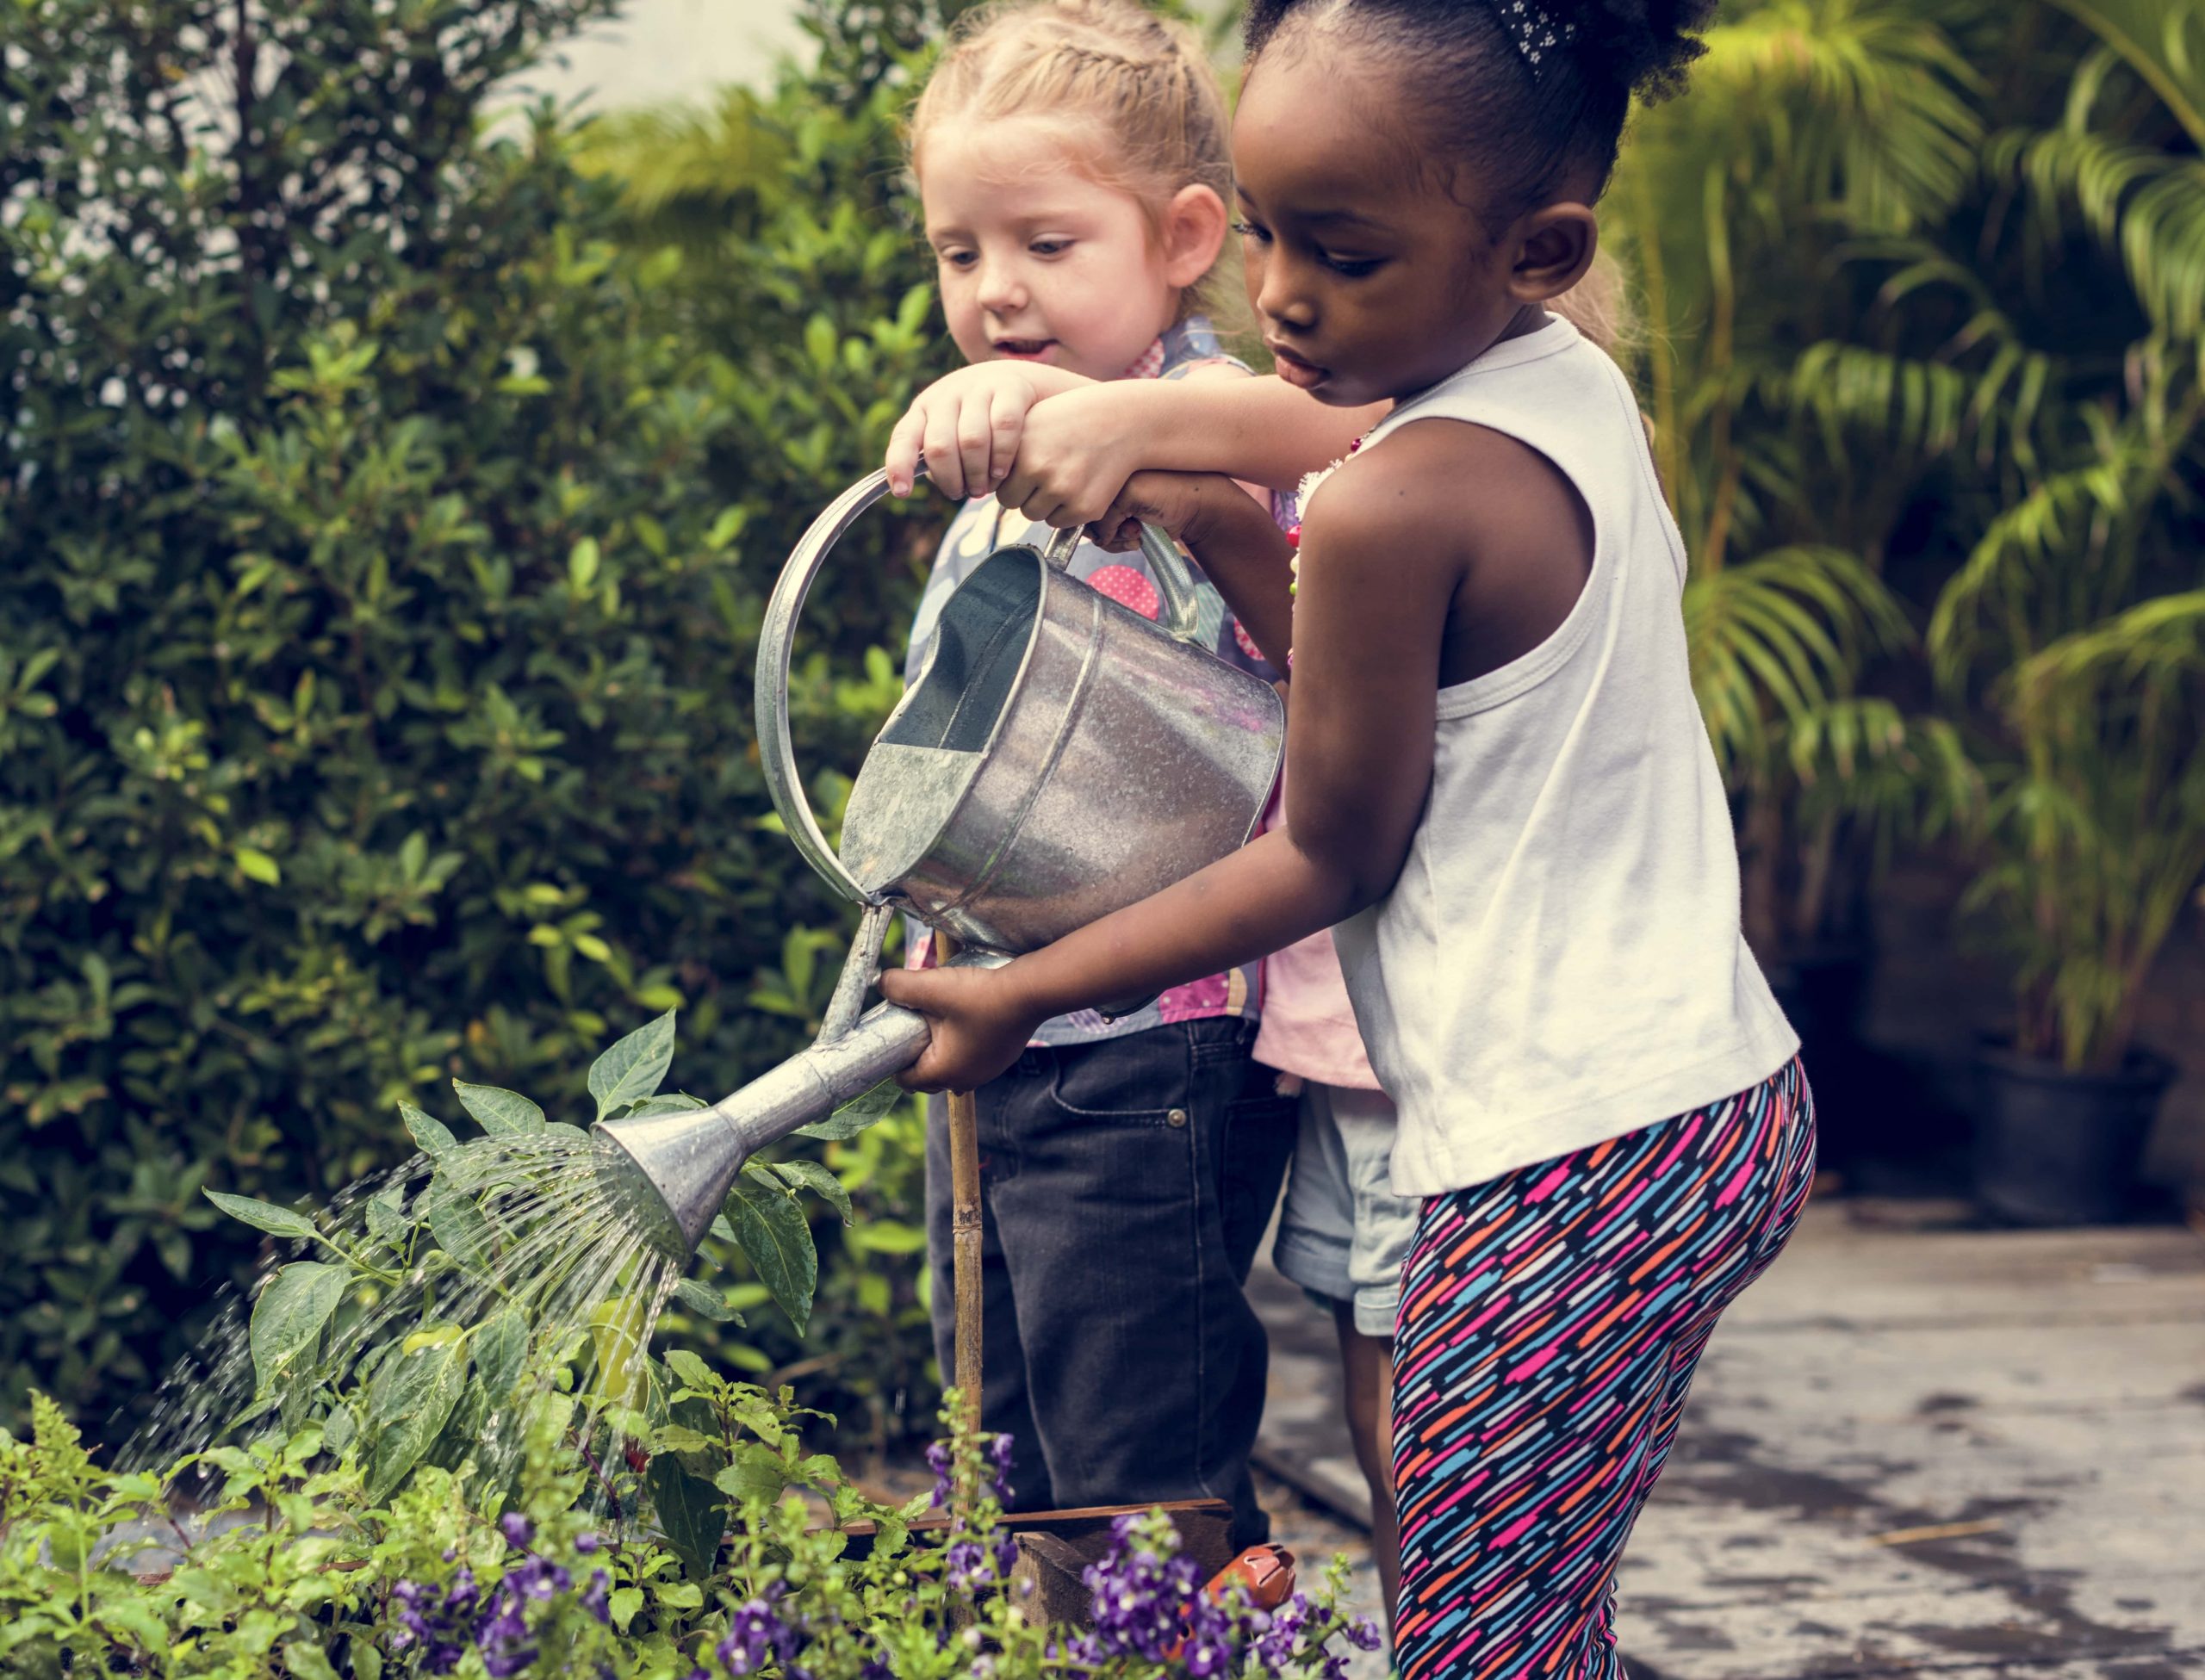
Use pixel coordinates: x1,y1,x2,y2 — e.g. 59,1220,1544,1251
1972,1041,2175,1227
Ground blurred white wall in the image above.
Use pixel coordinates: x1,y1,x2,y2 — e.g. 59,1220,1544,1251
508,0,811,114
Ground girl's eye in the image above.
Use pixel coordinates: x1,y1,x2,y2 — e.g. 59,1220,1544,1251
938,249,978,270
1320,252,1382,278
1232,220,1271,243
1029,239,1071,257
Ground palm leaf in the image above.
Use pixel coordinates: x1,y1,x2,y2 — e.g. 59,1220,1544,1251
2044,0,2205,146
1686,545,1912,774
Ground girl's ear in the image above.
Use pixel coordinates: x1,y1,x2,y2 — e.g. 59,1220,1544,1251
1161,183,1230,290
1508,203,1598,304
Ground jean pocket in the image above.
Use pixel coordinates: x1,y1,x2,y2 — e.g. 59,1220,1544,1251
1047,1033,1187,1125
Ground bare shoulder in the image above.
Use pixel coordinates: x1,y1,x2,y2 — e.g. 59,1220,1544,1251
1299,430,1456,558
1304,417,1594,683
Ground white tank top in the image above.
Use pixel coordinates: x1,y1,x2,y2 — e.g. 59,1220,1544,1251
1326,316,1798,1196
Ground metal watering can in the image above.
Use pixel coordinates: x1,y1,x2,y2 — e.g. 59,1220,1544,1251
597,468,1285,1257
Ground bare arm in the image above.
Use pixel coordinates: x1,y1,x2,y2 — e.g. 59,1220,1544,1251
1085,469,1298,673
879,443,1454,1090
994,376,1387,527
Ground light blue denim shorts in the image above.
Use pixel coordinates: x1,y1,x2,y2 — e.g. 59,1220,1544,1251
1270,1081,1419,1339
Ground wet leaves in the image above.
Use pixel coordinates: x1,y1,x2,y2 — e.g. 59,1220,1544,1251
249,1261,348,1391
725,1165,817,1335
451,1080,546,1135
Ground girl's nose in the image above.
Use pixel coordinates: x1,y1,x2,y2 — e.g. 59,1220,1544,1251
976,257,1028,316
1252,255,1315,331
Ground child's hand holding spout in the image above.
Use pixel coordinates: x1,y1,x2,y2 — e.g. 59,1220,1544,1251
879,963,1048,1093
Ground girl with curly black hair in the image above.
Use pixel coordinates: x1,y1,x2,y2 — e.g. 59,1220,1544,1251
884,5,1817,1674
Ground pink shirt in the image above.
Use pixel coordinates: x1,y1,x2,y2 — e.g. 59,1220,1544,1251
1251,787,1382,1091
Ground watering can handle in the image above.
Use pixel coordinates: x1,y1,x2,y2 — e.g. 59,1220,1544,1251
1039,524,1208,648
757,463,1206,907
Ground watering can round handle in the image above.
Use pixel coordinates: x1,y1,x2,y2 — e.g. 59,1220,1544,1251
756,462,1213,907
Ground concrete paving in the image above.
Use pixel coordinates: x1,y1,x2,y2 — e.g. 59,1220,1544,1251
1251,1199,2205,1678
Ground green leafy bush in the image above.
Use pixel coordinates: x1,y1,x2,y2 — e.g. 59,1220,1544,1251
0,1384,1376,1678
0,0,953,1432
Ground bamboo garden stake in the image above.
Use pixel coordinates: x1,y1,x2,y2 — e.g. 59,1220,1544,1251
935,932,985,1445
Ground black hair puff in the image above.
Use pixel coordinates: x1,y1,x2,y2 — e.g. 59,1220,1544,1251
1574,0,1719,103
1242,0,1717,209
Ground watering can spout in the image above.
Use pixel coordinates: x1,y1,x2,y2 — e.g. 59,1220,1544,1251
593,1000,933,1260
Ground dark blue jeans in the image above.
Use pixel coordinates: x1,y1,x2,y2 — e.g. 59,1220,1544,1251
924,1016,1296,1547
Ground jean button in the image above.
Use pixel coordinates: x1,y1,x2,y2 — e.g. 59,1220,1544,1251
1167,1107,1189,1128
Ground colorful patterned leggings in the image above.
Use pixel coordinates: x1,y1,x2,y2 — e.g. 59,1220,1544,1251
1391,1058,1817,1679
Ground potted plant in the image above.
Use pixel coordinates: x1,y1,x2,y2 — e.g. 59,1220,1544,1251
1604,0,1991,1166
1933,493,2202,1224
1907,0,2205,1224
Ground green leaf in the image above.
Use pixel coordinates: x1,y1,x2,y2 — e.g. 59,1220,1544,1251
473,1305,530,1401
712,1441,790,1507
569,536,601,591
587,1009,677,1121
611,1091,708,1122
425,1180,494,1272
652,1423,718,1455
364,1336,468,1503
284,1643,341,1680
726,1167,817,1335
607,1586,644,1633
249,1262,348,1391
662,1348,717,1394
796,1076,902,1140
365,1188,409,1245
671,1277,742,1324
770,1158,854,1224
400,1100,457,1158
451,1079,546,1135
97,1596,170,1652
322,1403,357,1457
204,1190,318,1244
848,1218,926,1256
353,1641,383,1680
644,1415,725,1578
234,846,281,885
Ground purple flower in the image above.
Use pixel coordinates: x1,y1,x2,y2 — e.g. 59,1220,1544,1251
1253,1594,1313,1671
575,1531,601,1554
391,1577,466,1673
944,1538,991,1592
925,1439,953,1508
500,1512,534,1548
1345,1615,1384,1652
987,1432,1015,1502
581,1568,612,1625
444,1565,478,1614
716,1595,806,1677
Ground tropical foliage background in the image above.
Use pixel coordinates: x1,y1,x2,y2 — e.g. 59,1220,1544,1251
2,0,2200,1448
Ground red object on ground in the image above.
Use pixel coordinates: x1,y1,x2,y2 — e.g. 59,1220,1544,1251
1165,1542,1300,1658
1208,1542,1296,1609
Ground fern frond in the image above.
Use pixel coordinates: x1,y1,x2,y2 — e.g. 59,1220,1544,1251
2045,0,2205,146
1686,0,1986,232
573,87,789,246
1686,545,1912,774
1995,127,2205,339
1925,428,2172,689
